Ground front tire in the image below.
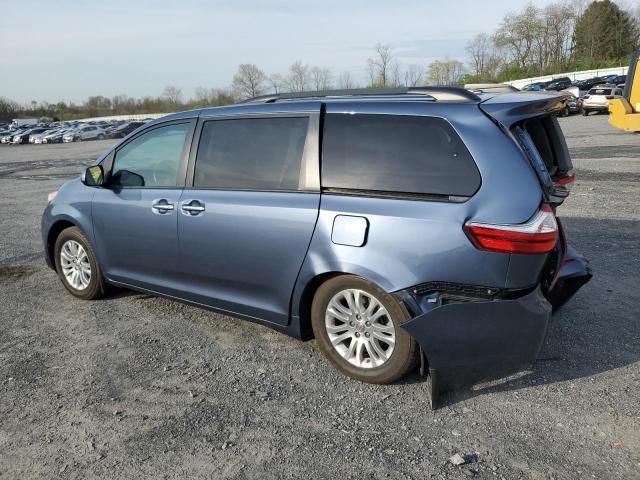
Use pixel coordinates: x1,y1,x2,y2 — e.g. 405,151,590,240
311,275,418,384
54,227,105,300
581,108,589,116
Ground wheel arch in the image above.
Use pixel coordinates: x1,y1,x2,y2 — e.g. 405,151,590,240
46,219,93,271
294,269,401,341
295,271,343,340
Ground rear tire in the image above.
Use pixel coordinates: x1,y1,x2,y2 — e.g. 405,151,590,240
311,275,418,384
54,227,105,300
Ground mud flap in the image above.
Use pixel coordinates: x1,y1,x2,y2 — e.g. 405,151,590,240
402,287,551,403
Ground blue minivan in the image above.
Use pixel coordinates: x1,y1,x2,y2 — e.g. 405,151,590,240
42,87,591,406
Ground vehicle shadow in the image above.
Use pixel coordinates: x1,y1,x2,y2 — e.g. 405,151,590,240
436,216,640,407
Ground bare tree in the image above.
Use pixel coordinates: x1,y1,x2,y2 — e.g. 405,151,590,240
367,43,395,87
403,64,424,86
268,73,285,94
390,62,402,87
232,64,266,99
494,6,544,69
336,71,357,89
193,86,211,105
286,61,310,92
162,86,182,106
310,67,332,90
427,59,466,85
466,33,494,80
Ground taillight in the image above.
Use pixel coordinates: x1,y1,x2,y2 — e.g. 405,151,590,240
464,204,558,254
553,170,575,191
605,95,614,99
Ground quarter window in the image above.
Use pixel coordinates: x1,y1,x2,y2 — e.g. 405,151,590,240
193,117,309,191
111,123,190,188
321,114,481,197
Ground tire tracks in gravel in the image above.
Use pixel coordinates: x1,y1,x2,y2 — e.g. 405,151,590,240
0,158,93,179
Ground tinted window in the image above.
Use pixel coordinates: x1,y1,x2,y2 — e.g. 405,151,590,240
588,88,612,95
194,117,308,190
112,123,190,188
322,114,480,197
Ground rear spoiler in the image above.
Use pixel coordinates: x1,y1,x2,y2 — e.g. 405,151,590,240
478,92,566,127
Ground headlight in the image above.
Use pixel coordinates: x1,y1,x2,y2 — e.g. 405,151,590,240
47,191,58,203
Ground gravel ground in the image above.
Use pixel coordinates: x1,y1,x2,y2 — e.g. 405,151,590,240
0,116,639,479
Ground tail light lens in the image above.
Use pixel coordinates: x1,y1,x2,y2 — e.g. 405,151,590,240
606,95,614,99
553,170,575,191
464,204,558,254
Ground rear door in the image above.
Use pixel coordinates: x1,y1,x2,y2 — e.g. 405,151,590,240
479,93,574,205
177,108,321,325
92,119,195,293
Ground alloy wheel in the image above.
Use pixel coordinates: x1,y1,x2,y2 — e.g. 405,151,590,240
324,289,396,369
60,240,91,290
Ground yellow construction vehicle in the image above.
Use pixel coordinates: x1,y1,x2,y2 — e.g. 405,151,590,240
609,49,640,132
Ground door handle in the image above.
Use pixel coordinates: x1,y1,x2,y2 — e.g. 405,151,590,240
181,200,205,215
152,199,175,213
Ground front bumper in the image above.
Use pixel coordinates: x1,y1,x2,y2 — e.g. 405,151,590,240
399,247,591,405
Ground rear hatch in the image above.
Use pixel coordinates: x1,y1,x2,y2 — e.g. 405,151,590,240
478,92,575,206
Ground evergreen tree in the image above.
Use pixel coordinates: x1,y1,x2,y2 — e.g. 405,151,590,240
573,0,639,63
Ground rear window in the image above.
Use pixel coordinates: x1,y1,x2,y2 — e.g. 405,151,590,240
588,88,612,95
321,114,480,197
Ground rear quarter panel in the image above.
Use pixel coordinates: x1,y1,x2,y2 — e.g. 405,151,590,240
291,101,544,319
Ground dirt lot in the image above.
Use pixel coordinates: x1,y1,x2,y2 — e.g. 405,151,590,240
1,116,639,480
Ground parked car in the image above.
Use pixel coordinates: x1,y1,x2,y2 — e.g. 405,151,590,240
558,93,580,116
1,131,17,144
110,121,145,138
1,127,31,144
581,86,623,115
12,127,49,144
521,81,551,91
31,129,58,144
0,129,15,142
576,77,608,92
42,129,67,144
42,87,591,406
62,125,107,143
101,124,121,139
600,74,626,86
545,77,572,91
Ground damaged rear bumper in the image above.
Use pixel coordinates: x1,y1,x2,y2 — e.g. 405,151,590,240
401,286,551,392
399,246,591,403
545,246,592,312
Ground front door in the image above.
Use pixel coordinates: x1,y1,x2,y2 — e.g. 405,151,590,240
92,120,194,294
177,112,321,325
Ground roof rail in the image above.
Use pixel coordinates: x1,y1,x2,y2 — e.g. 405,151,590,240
239,86,481,104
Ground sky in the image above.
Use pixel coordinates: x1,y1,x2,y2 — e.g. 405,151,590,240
0,0,558,104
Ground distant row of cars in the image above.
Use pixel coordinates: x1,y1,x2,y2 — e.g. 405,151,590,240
522,74,627,117
0,120,147,145
522,74,626,92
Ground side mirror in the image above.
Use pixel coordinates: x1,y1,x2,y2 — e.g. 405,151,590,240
82,165,104,186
